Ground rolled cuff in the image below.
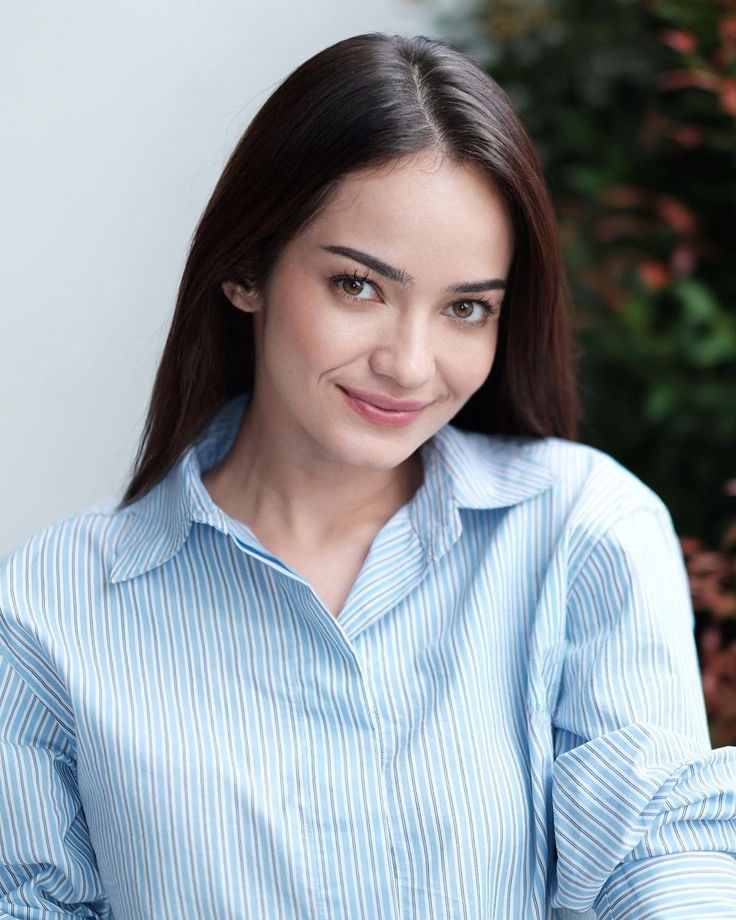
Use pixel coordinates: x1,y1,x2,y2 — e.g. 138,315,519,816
550,722,736,913
594,851,736,919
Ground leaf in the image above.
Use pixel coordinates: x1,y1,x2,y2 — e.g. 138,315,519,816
671,277,721,323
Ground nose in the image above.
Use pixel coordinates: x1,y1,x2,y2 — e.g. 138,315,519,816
368,309,435,390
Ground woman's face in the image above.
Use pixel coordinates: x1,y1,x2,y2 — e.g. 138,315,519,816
223,150,514,471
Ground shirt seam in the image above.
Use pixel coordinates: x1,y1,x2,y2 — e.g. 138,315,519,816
0,638,78,754
565,503,670,602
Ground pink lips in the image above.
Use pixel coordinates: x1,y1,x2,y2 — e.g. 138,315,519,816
339,385,431,428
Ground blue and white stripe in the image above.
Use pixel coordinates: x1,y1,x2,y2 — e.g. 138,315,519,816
1,391,735,918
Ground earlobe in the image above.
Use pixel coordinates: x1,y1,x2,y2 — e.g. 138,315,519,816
221,280,261,313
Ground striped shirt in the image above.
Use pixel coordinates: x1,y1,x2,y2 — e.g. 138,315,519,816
1,391,736,919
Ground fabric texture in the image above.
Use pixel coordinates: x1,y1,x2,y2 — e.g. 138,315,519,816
1,391,735,919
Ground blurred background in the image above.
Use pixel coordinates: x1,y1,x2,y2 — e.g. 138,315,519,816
2,0,734,742
431,0,736,744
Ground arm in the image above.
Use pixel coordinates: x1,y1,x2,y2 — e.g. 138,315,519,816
0,593,111,917
550,500,736,918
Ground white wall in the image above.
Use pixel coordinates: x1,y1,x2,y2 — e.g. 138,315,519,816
0,0,440,556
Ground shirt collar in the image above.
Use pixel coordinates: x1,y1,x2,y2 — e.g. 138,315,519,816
110,392,556,583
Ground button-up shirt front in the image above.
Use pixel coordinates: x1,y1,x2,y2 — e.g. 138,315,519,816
1,392,735,919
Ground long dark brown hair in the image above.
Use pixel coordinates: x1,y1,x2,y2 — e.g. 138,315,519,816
118,31,581,509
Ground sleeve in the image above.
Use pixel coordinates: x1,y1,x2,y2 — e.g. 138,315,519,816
0,567,111,917
550,500,736,919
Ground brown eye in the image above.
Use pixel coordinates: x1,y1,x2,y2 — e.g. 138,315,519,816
329,271,376,301
453,302,474,319
342,277,364,296
444,298,499,326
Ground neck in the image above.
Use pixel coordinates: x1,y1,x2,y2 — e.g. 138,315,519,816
201,397,424,546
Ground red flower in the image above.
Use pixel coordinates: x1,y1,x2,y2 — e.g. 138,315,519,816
660,28,697,54
670,244,696,276
656,195,697,233
657,69,719,91
639,260,670,290
718,78,736,115
718,16,736,45
672,124,704,148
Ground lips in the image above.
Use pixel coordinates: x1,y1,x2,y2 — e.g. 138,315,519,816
339,386,431,412
338,385,429,428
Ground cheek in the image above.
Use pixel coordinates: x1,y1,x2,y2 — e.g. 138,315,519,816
441,327,499,390
265,281,335,361
285,295,370,364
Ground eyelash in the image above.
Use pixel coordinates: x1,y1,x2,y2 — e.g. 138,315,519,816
328,269,502,326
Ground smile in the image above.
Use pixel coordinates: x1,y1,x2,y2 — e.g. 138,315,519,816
338,386,429,428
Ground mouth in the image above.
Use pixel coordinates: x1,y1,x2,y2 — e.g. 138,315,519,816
338,385,430,428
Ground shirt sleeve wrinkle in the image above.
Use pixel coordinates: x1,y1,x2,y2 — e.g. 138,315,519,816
0,648,112,918
0,550,111,919
549,502,736,917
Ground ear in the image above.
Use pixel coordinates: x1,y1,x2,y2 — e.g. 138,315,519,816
221,280,262,314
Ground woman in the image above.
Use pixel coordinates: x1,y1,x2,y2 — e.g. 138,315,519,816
1,32,735,920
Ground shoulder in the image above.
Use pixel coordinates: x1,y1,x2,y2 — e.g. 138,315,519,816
467,430,675,552
534,436,669,521
457,428,667,515
1,496,133,580
0,497,136,632
511,435,679,580
521,435,667,515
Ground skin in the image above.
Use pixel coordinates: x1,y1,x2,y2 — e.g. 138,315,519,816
203,149,514,553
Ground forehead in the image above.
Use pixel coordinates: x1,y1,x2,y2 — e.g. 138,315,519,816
301,153,514,266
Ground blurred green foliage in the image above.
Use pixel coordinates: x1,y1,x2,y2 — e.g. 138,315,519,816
439,0,736,543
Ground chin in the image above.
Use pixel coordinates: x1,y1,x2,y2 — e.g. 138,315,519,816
329,436,413,470
343,446,408,469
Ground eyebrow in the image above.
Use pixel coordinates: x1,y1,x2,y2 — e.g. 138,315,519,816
320,244,507,294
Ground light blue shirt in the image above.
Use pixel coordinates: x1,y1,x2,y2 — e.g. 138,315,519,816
1,392,736,919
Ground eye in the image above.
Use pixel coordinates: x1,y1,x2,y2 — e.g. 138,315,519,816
329,271,501,326
329,270,378,301
446,299,502,326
